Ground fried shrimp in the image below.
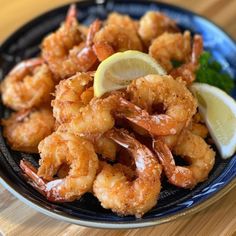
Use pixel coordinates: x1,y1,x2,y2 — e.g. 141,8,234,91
1,58,54,111
58,94,119,160
93,136,117,161
138,11,178,47
52,72,93,124
20,131,99,201
2,7,219,217
68,95,118,135
149,31,203,85
170,35,203,85
120,75,197,136
2,108,55,153
93,24,143,61
149,31,191,72
190,123,208,139
107,12,138,33
59,124,118,161
42,5,99,80
190,112,208,138
153,130,215,189
93,129,162,217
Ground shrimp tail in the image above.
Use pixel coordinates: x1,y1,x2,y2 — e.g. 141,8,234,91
73,20,102,70
65,4,77,27
191,35,203,65
86,19,102,46
20,160,47,194
170,34,203,85
20,160,67,202
153,139,197,189
117,98,178,136
106,128,137,151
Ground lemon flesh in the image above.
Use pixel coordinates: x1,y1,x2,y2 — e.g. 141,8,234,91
191,82,236,159
94,50,166,97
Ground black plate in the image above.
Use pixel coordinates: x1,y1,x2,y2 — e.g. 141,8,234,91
0,0,236,229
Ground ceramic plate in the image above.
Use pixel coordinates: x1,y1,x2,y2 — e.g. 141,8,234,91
0,0,236,229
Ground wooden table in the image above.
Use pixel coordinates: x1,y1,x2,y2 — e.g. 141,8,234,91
0,0,236,235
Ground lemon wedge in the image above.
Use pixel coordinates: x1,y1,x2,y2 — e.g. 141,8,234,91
94,50,166,97
190,82,236,159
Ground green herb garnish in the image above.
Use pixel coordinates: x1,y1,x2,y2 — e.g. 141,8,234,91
196,52,234,93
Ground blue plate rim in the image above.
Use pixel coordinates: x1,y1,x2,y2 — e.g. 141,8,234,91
0,168,235,229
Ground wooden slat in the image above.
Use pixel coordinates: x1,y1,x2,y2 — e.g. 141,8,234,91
0,0,236,235
1,185,236,236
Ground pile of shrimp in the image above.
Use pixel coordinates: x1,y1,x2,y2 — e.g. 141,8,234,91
0,4,215,218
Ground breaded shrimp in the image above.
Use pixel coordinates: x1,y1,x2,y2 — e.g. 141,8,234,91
190,112,208,138
107,12,138,34
170,35,203,85
138,11,178,47
63,94,119,160
67,95,118,135
93,129,162,218
190,123,208,139
1,58,54,111
59,123,118,161
20,131,99,201
93,136,117,161
52,72,93,124
153,129,215,189
149,31,191,72
119,75,197,136
93,24,143,61
2,108,55,153
42,5,99,80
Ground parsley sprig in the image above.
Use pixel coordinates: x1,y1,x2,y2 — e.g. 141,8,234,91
196,52,234,93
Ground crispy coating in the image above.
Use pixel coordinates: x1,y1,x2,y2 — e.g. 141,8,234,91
93,136,117,161
93,24,143,61
125,75,197,135
190,123,208,139
107,12,139,34
20,131,98,201
52,72,93,124
42,5,98,80
149,31,191,72
93,129,162,218
1,58,54,111
2,108,55,153
170,35,203,85
138,11,178,47
154,129,215,189
67,95,118,135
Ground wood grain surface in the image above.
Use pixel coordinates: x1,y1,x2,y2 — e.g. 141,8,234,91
0,0,236,235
